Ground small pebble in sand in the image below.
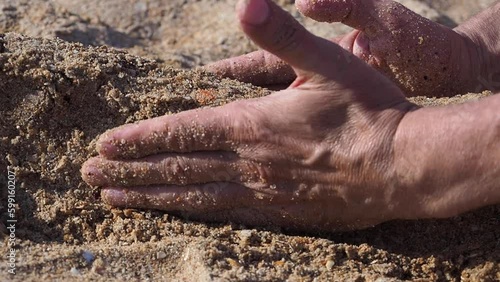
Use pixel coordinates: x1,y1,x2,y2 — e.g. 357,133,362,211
325,260,335,271
238,229,252,239
91,258,106,274
82,250,95,264
156,251,167,260
70,267,81,276
226,258,241,268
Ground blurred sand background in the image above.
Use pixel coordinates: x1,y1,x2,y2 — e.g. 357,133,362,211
2,0,498,68
0,0,499,281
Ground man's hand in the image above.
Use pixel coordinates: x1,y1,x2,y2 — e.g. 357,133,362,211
81,0,500,232
81,0,419,231
205,0,496,97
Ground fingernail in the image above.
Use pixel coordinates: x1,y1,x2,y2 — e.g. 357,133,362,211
354,32,371,58
82,165,105,183
97,142,115,155
237,0,270,25
96,130,121,156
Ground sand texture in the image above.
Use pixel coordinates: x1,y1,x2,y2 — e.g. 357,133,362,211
0,0,499,281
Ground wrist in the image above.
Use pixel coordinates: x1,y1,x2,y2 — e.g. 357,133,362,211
392,96,500,220
391,107,435,220
454,3,500,92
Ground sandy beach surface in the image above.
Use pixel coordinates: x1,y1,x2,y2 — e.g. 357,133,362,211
0,0,499,281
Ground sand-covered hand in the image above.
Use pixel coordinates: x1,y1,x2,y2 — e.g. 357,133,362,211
82,0,420,231
205,0,498,97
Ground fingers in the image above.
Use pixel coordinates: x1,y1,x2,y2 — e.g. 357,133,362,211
236,0,355,79
102,185,373,231
203,50,296,87
295,0,425,37
101,183,271,212
202,35,347,87
82,145,300,188
296,0,366,27
82,152,242,187
96,104,255,159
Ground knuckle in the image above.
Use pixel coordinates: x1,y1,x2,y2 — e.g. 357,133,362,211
184,184,225,210
227,100,273,143
212,168,233,183
271,18,305,54
239,159,274,185
162,156,189,184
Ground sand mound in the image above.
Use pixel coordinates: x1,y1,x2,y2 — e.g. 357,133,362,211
0,32,498,281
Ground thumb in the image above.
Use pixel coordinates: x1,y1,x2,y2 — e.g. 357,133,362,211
236,0,356,81
295,0,425,38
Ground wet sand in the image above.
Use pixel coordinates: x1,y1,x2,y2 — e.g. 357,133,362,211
0,0,499,281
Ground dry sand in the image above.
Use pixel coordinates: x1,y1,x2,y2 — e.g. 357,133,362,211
0,0,499,281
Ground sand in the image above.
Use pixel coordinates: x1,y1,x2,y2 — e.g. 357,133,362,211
0,0,499,281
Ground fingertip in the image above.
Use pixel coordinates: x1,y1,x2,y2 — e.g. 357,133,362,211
295,0,352,23
237,0,270,26
201,61,218,74
201,60,230,80
101,188,127,206
80,157,104,186
96,123,144,158
352,31,371,59
96,139,119,158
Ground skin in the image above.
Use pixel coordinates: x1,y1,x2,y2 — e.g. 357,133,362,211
205,0,500,97
81,0,500,232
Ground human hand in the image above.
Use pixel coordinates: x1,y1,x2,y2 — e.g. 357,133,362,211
205,0,490,97
81,0,419,231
